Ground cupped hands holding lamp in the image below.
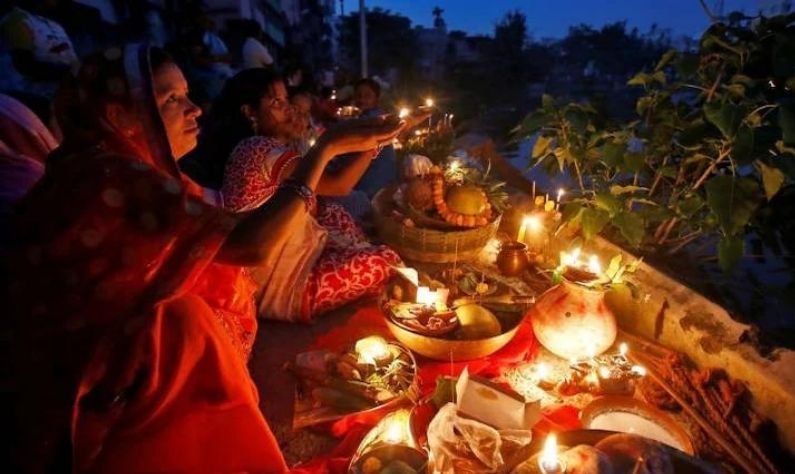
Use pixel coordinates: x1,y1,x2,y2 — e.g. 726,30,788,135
7,44,405,474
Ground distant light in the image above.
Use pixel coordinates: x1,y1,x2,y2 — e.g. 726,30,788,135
425,97,434,107
399,107,410,119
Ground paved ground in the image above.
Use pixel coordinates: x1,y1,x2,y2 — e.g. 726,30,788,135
248,299,376,466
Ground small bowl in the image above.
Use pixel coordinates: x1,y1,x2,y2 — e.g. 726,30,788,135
387,302,460,337
385,310,523,361
349,444,427,474
580,396,694,454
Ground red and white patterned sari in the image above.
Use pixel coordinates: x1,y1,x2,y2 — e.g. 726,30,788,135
222,136,401,322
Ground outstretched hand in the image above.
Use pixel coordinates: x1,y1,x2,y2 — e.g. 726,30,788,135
318,115,405,158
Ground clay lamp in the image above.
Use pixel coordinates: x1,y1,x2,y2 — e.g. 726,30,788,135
349,409,426,474
355,335,394,367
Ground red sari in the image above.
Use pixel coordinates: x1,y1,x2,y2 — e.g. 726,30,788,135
9,43,291,472
9,146,288,472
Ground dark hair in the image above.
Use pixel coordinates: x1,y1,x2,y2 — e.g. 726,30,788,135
354,78,381,98
181,68,284,189
53,46,175,160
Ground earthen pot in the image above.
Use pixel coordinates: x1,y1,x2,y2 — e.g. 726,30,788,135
496,240,530,276
531,279,617,359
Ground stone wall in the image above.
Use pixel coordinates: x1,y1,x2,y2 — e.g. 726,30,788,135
588,237,795,453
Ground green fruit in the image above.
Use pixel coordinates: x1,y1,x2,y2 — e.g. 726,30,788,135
454,304,501,339
445,185,488,215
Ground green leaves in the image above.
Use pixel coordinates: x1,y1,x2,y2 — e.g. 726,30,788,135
612,212,645,247
581,208,610,240
532,135,553,159
594,192,622,216
718,236,744,273
704,101,745,139
705,176,762,235
756,161,786,200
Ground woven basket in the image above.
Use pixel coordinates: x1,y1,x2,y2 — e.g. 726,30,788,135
372,186,501,263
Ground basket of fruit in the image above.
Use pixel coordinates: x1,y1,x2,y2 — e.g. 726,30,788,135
372,160,506,263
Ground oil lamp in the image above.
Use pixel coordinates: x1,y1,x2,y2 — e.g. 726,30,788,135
539,434,565,474
355,336,393,366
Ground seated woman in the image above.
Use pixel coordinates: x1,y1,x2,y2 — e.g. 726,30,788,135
6,45,402,473
202,69,406,323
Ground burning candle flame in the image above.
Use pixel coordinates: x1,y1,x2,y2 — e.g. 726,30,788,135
384,411,410,444
599,366,611,379
398,107,410,119
631,365,647,377
588,255,602,275
540,434,561,473
425,97,435,107
536,362,549,380
619,342,628,357
355,336,391,365
449,160,460,172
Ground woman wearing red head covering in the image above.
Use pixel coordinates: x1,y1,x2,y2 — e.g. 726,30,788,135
6,44,403,473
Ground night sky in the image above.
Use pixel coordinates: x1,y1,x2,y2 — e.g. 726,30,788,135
343,0,764,38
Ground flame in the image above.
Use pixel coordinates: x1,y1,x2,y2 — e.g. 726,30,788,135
355,336,391,365
308,138,316,147
557,188,565,200
631,365,647,377
619,342,628,357
599,366,611,379
448,160,461,172
398,107,410,119
524,215,543,233
540,434,560,472
536,362,549,380
588,255,602,275
425,97,434,107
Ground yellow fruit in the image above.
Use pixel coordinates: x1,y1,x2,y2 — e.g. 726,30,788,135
445,185,488,216
454,304,501,339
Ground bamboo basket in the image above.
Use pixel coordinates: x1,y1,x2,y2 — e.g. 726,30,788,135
372,187,501,263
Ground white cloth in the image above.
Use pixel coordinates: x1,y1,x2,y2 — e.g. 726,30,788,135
242,37,274,69
251,213,327,321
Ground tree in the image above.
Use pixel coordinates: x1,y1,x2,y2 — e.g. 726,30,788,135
339,8,418,79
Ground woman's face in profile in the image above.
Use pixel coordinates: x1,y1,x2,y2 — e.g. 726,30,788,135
254,80,294,141
153,62,202,159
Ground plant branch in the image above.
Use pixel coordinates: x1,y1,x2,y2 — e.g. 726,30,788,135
693,146,731,191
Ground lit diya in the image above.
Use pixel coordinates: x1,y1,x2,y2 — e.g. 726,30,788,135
389,302,459,337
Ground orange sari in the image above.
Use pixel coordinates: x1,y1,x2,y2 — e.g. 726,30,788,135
7,44,288,473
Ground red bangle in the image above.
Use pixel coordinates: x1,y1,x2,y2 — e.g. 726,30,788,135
281,178,317,213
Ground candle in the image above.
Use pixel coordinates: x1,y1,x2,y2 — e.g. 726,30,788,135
398,107,410,119
619,342,628,358
416,286,449,311
517,214,543,248
555,188,565,211
532,181,536,200
308,137,316,147
354,336,392,365
539,434,564,474
383,409,412,444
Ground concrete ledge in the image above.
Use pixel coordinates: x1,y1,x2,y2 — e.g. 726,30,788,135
584,236,795,453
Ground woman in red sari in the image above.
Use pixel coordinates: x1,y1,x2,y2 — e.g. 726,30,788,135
6,44,403,473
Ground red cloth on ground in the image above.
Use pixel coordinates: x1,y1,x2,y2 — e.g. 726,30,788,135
293,304,581,474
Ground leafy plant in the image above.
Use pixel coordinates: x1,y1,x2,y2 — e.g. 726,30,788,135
512,13,795,272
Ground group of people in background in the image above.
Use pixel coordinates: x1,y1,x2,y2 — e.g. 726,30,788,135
0,2,428,473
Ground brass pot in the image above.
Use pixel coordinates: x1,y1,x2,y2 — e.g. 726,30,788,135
496,240,530,276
